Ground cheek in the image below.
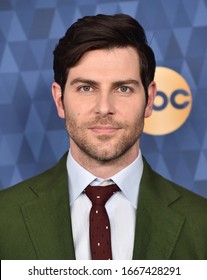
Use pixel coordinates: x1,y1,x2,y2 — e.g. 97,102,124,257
64,106,83,126
125,102,146,120
65,97,89,116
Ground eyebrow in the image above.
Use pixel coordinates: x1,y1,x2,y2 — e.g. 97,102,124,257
70,78,140,87
70,78,98,87
111,79,140,88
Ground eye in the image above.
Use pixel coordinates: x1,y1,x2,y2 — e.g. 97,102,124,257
117,86,131,93
79,85,93,92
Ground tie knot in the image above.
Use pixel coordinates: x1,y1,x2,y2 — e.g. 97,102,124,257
85,184,119,206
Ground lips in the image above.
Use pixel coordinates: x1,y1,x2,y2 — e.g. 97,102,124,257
89,125,121,134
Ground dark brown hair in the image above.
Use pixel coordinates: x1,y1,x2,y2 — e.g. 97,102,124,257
53,14,156,101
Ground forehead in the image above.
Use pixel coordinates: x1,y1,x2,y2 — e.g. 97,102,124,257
67,47,141,80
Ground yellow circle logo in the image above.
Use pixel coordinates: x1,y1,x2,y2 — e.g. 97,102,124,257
144,67,192,135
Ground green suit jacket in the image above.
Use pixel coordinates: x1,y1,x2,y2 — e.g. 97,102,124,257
0,153,207,260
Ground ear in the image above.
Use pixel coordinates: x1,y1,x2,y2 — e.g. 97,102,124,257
144,81,157,118
51,82,65,119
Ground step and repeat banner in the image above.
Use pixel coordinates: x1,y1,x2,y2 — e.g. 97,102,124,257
0,0,207,198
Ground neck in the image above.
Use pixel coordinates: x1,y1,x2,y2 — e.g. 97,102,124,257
70,143,140,178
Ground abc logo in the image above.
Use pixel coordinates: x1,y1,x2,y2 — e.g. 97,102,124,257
144,67,192,135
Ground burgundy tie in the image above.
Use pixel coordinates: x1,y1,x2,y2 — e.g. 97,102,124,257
84,184,119,260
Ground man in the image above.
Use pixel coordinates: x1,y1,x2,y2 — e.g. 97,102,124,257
0,14,207,260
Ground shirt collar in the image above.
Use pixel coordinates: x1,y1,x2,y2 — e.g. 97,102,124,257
111,152,143,208
67,150,96,205
67,150,143,208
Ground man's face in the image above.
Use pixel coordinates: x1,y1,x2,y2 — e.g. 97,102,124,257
52,47,156,163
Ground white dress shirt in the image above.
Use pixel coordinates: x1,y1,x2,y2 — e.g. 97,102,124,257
66,150,143,260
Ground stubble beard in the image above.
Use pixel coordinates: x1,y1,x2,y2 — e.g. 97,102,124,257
65,113,145,164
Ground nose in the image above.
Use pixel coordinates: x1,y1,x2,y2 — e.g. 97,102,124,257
95,92,115,116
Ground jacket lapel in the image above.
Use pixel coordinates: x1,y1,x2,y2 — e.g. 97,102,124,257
133,159,185,259
21,154,75,259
